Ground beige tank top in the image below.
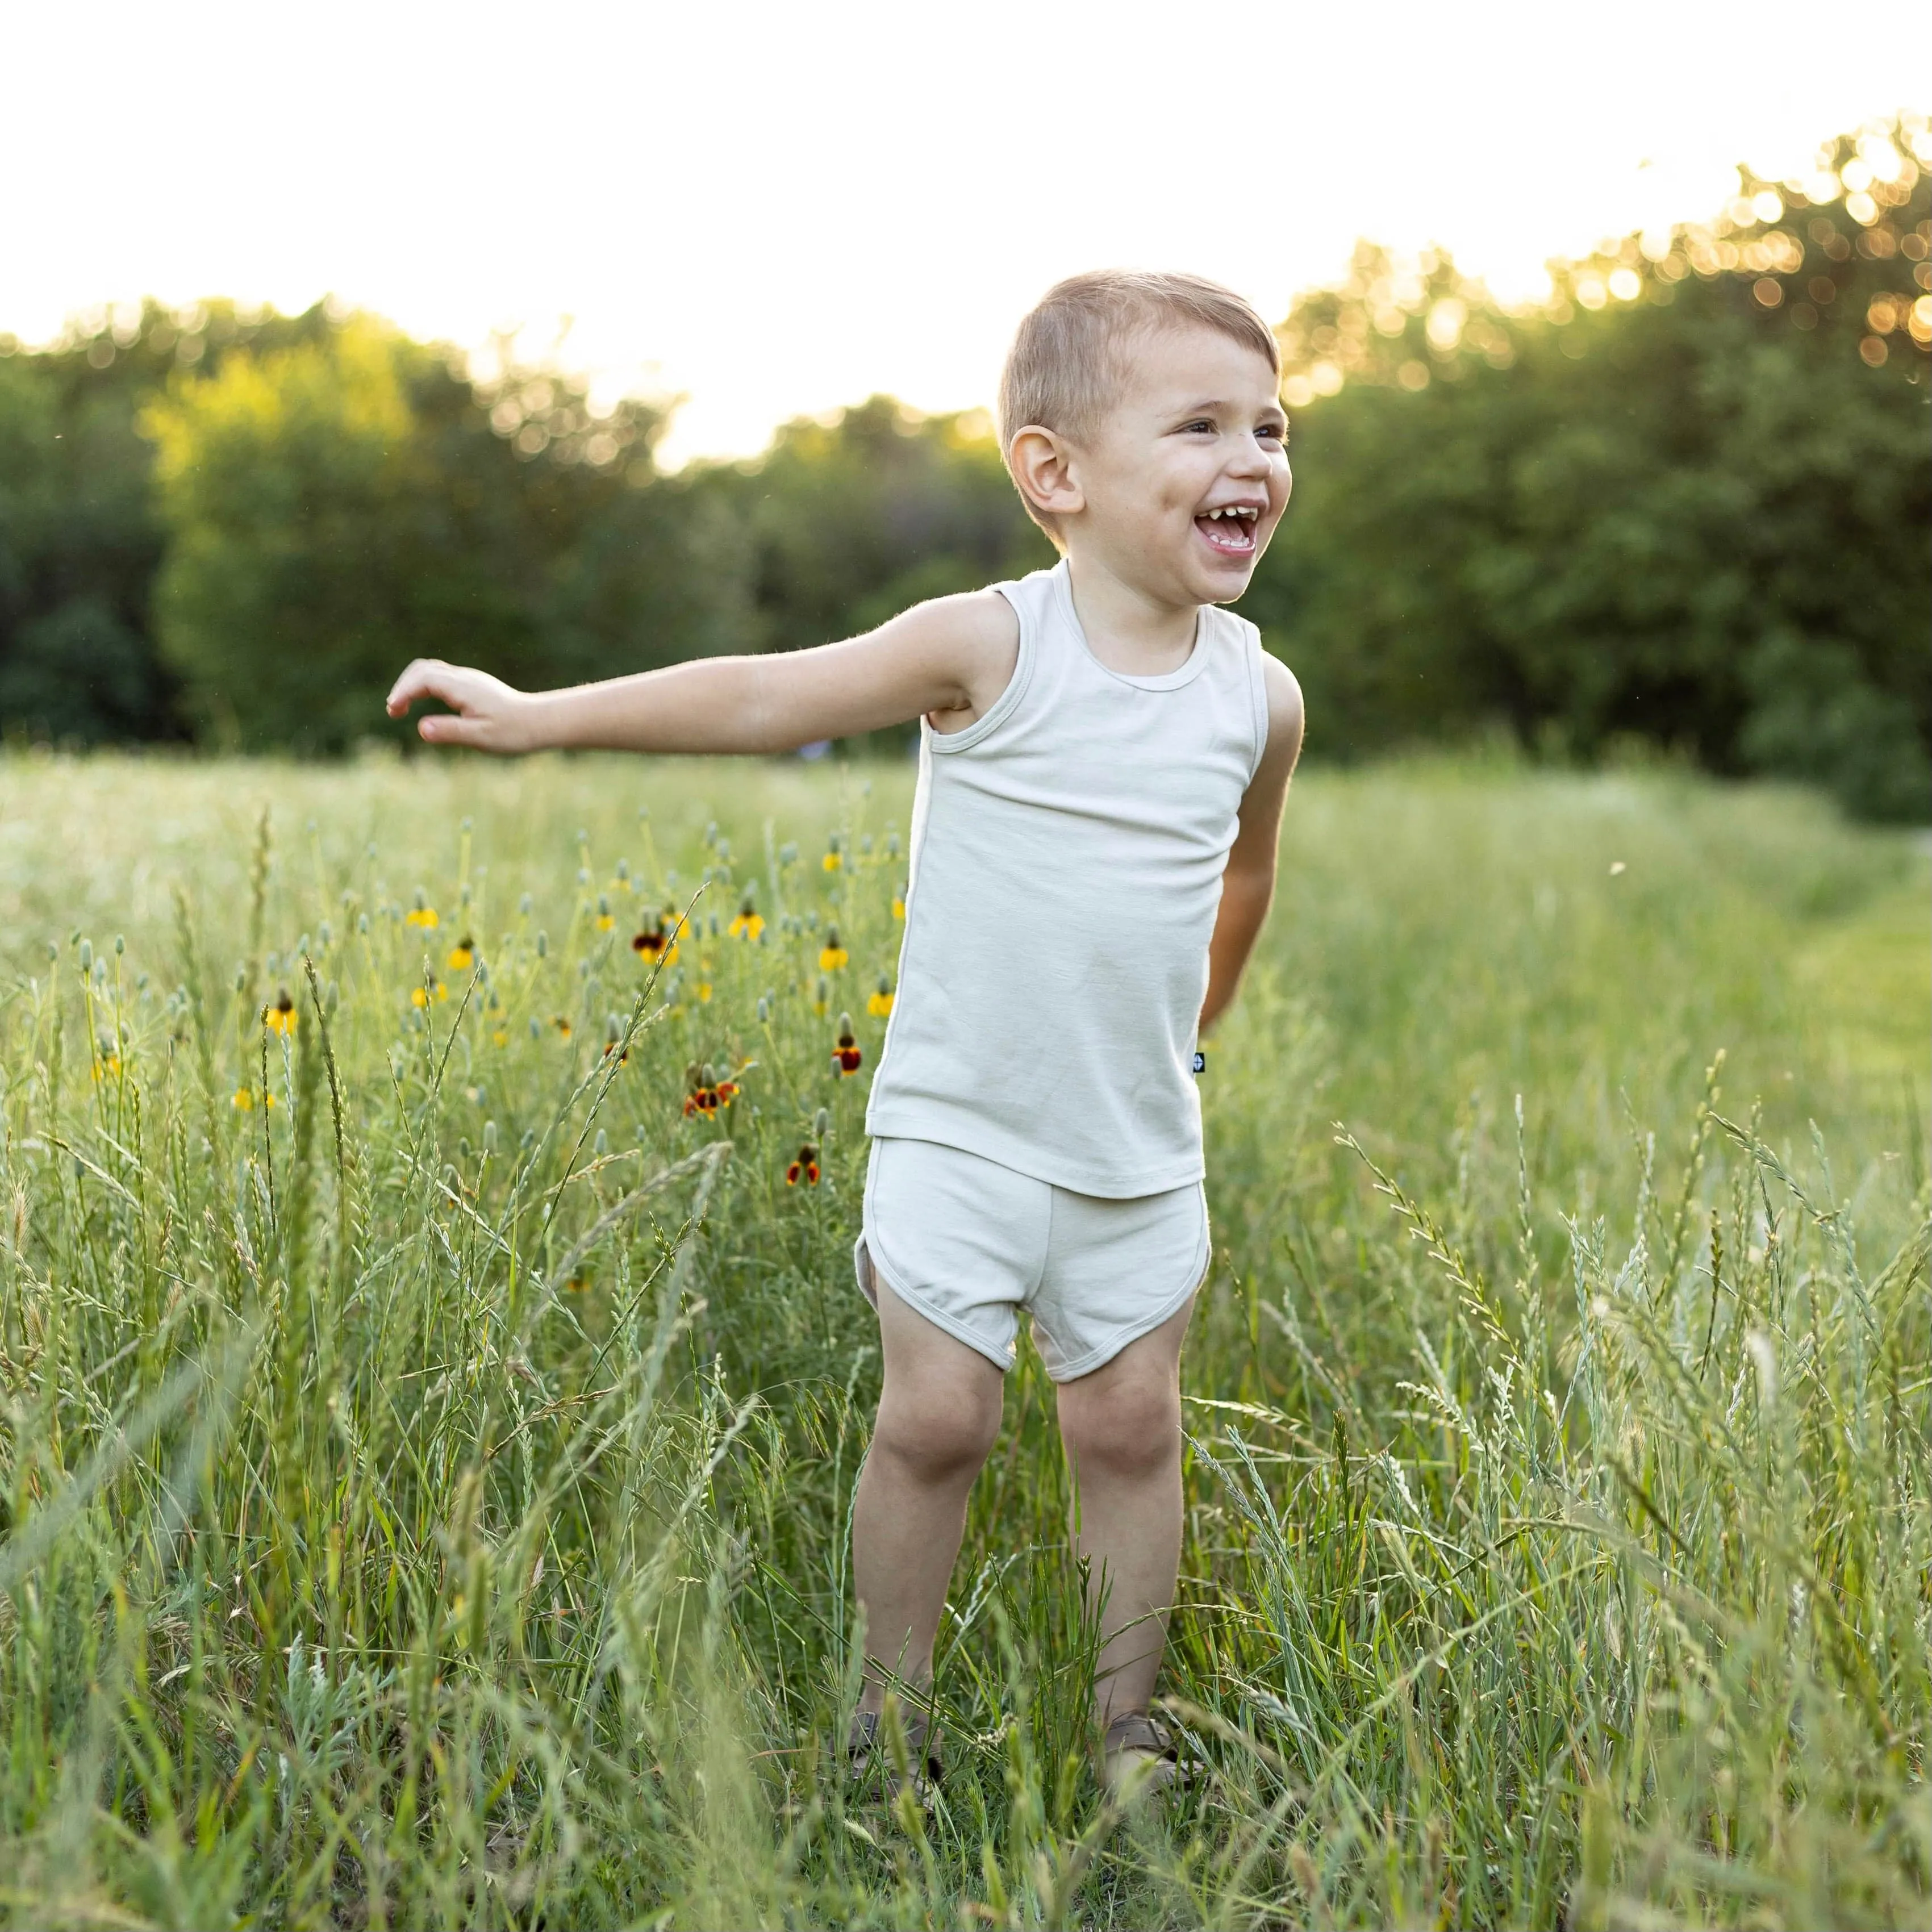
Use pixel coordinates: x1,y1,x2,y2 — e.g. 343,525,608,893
865,558,1271,1197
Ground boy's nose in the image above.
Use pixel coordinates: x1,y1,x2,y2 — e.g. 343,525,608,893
1226,435,1275,476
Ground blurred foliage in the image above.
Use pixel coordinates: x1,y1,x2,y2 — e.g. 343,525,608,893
0,116,1925,809
1242,115,1931,819
716,395,1050,656
141,312,741,753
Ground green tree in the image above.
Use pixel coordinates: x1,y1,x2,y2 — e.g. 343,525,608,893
0,298,340,744
144,312,737,752
1241,115,1931,819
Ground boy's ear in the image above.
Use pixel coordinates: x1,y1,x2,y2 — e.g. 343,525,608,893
1008,425,1084,523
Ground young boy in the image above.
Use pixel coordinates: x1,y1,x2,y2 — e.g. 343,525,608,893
387,270,1303,1798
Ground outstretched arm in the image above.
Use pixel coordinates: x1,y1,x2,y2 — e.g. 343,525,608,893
384,591,1020,755
1201,653,1303,1033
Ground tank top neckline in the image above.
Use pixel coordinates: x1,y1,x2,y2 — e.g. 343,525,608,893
1051,561,1211,693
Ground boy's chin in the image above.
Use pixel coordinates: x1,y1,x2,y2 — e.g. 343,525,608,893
1178,550,1259,603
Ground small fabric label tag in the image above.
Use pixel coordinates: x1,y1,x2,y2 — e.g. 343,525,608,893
1191,1050,1206,1076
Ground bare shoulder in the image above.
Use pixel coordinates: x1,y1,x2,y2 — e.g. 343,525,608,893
1259,650,1304,748
889,587,1020,724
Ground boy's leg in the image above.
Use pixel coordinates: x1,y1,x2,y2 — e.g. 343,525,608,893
852,1266,1006,1715
1053,1295,1195,1726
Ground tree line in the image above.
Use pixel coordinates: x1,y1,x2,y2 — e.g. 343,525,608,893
1,116,1925,816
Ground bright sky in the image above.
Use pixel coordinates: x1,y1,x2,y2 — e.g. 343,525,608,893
9,1,1927,465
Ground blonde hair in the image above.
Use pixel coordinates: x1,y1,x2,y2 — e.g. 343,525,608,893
997,270,1280,536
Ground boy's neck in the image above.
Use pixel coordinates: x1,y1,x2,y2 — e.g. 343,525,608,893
1062,547,1204,677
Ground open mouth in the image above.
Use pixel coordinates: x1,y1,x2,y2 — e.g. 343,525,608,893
1195,503,1261,556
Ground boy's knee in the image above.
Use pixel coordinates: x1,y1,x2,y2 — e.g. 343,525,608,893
875,1379,1002,1484
1061,1376,1180,1480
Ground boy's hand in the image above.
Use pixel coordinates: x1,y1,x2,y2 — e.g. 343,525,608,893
386,660,541,753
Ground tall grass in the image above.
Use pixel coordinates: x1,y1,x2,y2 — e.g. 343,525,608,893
0,748,1925,1927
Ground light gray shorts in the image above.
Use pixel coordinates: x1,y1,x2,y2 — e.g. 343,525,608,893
853,1136,1209,1382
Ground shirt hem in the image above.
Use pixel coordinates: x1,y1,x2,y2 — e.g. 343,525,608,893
863,1104,1205,1200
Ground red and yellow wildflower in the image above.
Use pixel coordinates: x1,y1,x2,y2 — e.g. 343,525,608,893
833,1013,862,1076
632,912,682,965
681,1062,741,1118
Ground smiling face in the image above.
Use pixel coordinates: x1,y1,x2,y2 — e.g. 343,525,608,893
1035,326,1291,609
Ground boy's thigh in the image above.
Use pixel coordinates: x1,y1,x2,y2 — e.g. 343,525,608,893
870,1254,1008,1392
863,1242,1007,1457
1053,1293,1196,1461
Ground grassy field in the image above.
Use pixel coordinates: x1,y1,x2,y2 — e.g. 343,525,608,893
0,748,1925,1929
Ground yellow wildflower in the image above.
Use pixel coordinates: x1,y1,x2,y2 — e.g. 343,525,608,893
819,928,848,971
491,1028,509,1048
404,907,439,930
867,977,895,1019
892,893,906,920
447,937,475,971
264,989,297,1035
411,979,448,1009
822,850,841,873
728,899,765,940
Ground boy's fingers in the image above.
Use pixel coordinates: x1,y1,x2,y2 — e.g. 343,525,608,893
419,710,486,747
386,659,458,715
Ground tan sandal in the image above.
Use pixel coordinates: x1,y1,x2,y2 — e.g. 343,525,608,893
848,1704,943,1809
1100,1710,1203,1799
